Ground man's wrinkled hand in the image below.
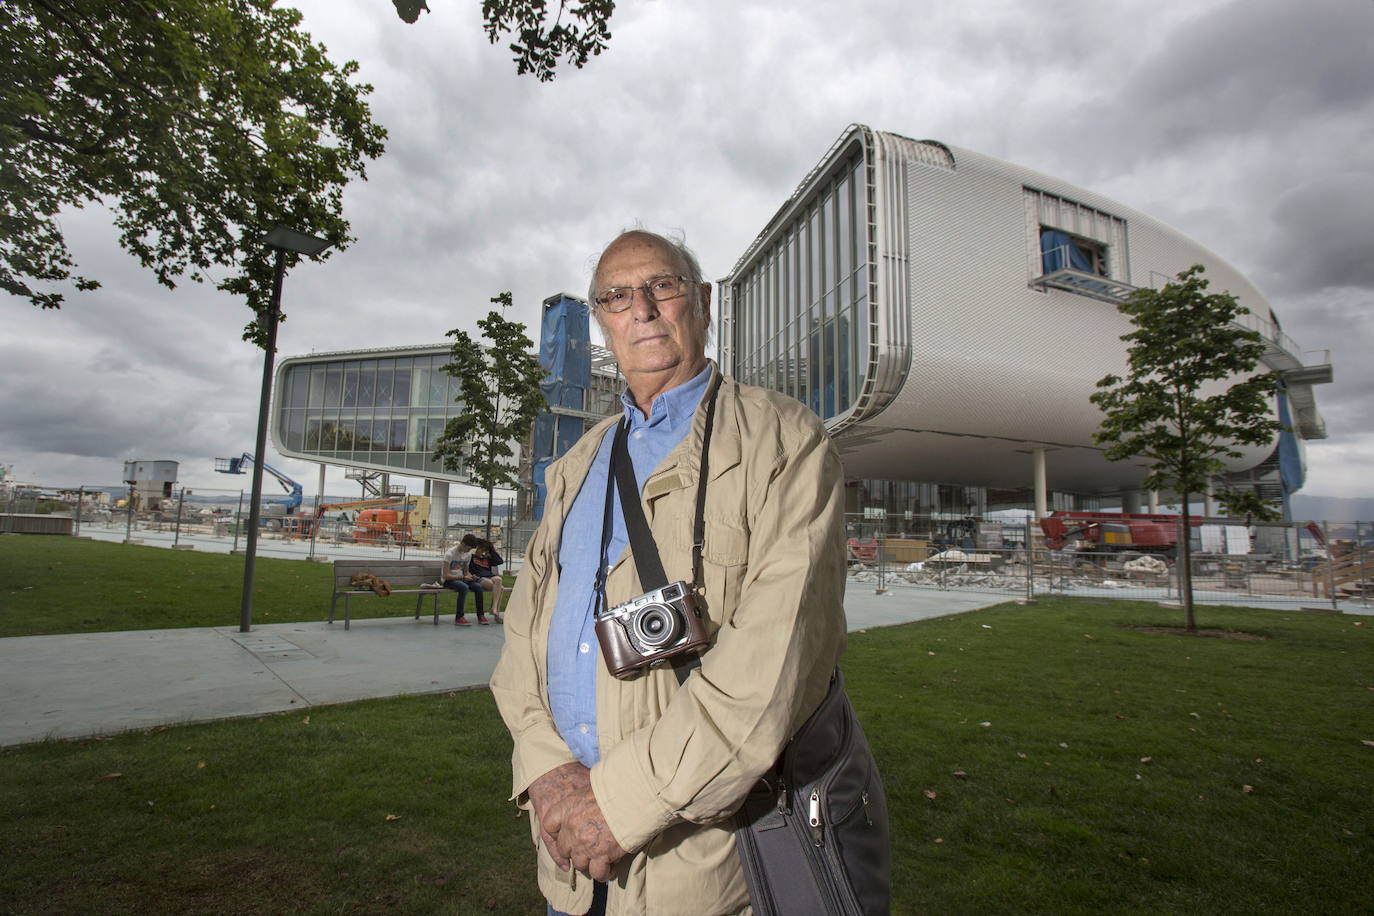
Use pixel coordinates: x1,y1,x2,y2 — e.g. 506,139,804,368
542,781,627,882
526,761,590,871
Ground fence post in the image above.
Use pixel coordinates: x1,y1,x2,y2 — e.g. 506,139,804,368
123,484,135,543
1022,532,1036,605
231,490,244,554
1324,521,1338,611
74,486,84,537
874,537,887,595
1360,533,1369,609
173,487,186,547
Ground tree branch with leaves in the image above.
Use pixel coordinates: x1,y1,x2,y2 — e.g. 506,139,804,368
1,0,388,345
392,0,615,81
1091,264,1284,630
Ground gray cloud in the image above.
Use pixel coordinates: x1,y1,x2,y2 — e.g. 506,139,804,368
5,0,1371,499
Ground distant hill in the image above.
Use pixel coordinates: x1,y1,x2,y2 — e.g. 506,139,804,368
1290,494,1374,523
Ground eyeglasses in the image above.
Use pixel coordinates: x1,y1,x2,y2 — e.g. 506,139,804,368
593,275,690,313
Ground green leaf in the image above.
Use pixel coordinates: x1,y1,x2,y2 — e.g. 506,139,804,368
2,0,386,344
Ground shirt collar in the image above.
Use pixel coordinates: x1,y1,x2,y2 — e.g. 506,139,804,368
619,360,714,432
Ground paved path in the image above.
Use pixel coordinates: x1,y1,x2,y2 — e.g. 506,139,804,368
4,576,1365,748
0,586,1003,748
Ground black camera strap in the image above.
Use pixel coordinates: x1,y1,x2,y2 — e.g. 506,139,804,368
595,376,721,685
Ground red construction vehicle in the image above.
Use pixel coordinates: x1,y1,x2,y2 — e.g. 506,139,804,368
1038,511,1197,555
282,496,421,541
351,507,420,545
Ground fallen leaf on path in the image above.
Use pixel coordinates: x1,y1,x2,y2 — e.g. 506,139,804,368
924,789,937,800
1242,785,1255,793
385,814,402,821
98,773,122,780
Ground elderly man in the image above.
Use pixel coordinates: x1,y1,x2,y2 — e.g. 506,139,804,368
490,229,848,915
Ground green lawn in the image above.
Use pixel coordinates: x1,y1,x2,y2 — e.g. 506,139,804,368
0,535,513,637
3,596,1371,914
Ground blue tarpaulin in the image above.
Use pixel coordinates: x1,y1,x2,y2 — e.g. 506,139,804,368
1276,389,1304,515
532,295,594,519
1040,229,1094,274
540,296,592,409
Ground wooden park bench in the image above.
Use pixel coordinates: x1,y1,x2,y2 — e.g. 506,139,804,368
329,558,461,630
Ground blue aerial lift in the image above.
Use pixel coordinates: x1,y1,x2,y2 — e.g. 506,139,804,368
214,454,304,513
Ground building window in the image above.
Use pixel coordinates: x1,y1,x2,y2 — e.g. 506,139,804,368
727,149,870,421
1024,186,1128,284
1040,227,1108,277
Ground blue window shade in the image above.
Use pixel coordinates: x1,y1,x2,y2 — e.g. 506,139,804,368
1041,229,1094,274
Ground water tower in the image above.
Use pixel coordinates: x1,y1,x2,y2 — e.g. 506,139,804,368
122,459,179,511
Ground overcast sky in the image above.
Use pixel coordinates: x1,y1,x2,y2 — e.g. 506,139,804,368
3,0,1370,510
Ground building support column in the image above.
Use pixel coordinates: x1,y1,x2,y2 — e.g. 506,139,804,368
431,480,449,534
1147,489,1159,513
1121,489,1142,515
1204,479,1216,518
1032,448,1048,520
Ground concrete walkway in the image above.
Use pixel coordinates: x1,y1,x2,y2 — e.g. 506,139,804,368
0,586,1004,748
4,581,1364,748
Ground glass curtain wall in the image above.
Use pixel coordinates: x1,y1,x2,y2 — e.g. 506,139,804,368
276,350,466,477
729,150,870,420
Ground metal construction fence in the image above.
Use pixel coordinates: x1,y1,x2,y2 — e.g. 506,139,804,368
57,488,522,560
845,531,1374,611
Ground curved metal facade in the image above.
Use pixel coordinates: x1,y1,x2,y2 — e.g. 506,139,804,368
721,125,1329,497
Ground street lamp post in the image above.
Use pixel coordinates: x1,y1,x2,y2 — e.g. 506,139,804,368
239,226,333,633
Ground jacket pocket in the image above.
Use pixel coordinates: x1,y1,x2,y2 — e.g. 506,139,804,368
702,519,748,626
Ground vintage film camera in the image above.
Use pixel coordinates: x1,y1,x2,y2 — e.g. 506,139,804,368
594,581,710,678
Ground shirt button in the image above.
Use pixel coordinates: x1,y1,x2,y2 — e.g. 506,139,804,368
579,642,590,654
578,723,590,734
633,430,644,439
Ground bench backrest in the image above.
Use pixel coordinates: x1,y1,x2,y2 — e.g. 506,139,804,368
333,558,443,590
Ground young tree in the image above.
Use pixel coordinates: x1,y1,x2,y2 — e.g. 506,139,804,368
433,293,546,540
1091,264,1284,631
1,0,388,345
393,0,615,81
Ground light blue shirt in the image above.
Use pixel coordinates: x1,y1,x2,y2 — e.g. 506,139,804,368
546,363,712,767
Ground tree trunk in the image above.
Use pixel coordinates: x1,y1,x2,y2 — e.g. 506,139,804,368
1179,491,1196,632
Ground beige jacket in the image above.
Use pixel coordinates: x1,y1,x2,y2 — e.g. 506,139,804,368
490,371,847,916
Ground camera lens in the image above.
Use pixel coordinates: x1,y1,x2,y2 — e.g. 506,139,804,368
632,603,682,649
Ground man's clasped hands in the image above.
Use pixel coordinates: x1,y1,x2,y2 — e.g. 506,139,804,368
527,760,628,882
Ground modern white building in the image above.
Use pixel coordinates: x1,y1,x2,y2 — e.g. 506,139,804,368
718,124,1331,517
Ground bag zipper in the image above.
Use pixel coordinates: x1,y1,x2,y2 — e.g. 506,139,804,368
808,788,824,846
